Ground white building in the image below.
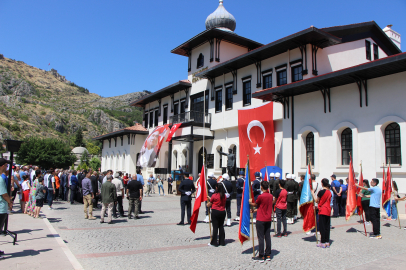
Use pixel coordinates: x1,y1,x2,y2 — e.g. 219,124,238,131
96,1,405,193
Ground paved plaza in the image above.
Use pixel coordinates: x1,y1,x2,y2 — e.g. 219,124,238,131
1,192,406,270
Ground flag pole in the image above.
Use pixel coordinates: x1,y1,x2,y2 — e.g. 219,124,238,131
308,156,318,244
360,161,367,236
202,91,212,239
248,155,255,257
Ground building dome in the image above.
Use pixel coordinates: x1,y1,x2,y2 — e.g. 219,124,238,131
205,0,236,32
72,147,88,155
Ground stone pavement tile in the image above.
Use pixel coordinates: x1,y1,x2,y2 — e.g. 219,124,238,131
0,210,81,270
348,251,406,270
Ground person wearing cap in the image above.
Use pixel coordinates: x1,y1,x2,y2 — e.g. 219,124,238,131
331,174,342,217
268,172,275,192
112,172,125,218
272,172,281,197
220,173,233,226
285,174,297,224
178,173,195,225
204,172,218,223
234,170,245,221
252,172,262,224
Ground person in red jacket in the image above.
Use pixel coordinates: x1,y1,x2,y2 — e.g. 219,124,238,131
249,181,273,262
273,179,288,237
311,178,332,248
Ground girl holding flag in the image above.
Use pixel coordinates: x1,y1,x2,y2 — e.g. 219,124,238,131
311,178,332,248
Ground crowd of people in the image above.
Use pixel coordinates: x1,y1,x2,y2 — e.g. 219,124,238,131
1,155,405,262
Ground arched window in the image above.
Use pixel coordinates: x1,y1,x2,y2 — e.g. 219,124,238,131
385,122,401,164
306,132,314,165
173,151,178,169
219,147,223,168
341,128,352,165
197,53,204,69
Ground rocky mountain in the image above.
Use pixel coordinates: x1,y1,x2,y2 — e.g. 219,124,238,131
0,54,149,144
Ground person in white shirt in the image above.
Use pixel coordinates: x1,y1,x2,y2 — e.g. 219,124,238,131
111,173,124,218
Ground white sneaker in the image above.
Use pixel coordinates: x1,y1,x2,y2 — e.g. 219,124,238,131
204,216,209,223
234,217,240,221
253,218,256,224
306,231,314,236
227,219,231,226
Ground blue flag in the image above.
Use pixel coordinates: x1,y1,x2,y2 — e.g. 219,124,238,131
238,163,251,244
299,164,316,233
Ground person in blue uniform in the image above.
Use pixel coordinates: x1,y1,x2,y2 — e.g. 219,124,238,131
177,174,195,225
234,171,245,221
220,173,233,226
204,172,218,223
252,172,262,223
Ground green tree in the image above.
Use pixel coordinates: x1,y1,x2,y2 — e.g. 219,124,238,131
86,142,100,155
16,137,77,169
89,157,101,171
74,128,84,147
79,150,89,166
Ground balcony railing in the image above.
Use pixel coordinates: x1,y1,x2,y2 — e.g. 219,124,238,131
169,111,211,126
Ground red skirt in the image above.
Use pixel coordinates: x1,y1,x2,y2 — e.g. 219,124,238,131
22,190,30,202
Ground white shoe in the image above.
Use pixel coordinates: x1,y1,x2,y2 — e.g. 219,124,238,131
234,217,240,221
294,215,297,221
306,231,315,236
204,216,209,223
253,218,256,224
227,219,231,226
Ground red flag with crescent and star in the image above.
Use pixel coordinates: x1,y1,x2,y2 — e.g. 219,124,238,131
238,102,275,180
166,123,182,142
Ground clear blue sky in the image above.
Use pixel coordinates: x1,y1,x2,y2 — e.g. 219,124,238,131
1,0,404,98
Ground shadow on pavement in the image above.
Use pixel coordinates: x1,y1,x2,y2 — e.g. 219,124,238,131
194,236,211,240
47,218,62,223
52,207,68,211
346,227,358,233
141,211,154,214
1,249,52,259
302,236,317,242
12,228,43,234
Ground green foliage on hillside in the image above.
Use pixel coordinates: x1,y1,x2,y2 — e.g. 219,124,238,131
99,107,143,126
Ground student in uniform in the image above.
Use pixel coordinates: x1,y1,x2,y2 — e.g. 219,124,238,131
207,183,226,246
252,172,262,224
311,178,332,248
220,173,233,226
356,178,382,239
234,171,245,221
274,179,287,237
250,181,273,262
204,172,218,223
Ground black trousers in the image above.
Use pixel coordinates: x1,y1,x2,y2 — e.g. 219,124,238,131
70,185,77,204
225,200,231,219
361,200,370,222
54,188,59,200
138,199,142,213
11,188,18,203
180,200,192,223
113,196,124,216
293,200,298,216
275,208,287,234
369,207,380,235
236,196,242,217
211,209,226,246
286,201,295,218
0,213,7,233
168,183,172,194
333,195,341,217
340,196,347,216
93,195,99,208
256,220,272,257
319,214,330,244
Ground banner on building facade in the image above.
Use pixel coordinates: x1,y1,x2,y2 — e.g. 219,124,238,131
166,123,182,142
137,124,170,168
238,102,275,180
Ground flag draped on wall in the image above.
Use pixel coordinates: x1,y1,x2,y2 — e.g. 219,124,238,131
238,102,275,180
238,162,251,244
190,165,207,233
299,164,315,233
346,156,357,220
136,124,170,168
166,123,182,142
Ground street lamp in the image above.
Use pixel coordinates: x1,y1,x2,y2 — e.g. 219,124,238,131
4,139,23,245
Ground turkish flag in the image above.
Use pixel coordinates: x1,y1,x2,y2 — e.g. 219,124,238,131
189,165,207,233
238,102,274,180
166,123,182,142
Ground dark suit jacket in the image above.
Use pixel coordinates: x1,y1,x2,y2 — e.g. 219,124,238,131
252,178,261,199
236,177,245,198
207,178,217,196
178,179,195,201
221,180,233,201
